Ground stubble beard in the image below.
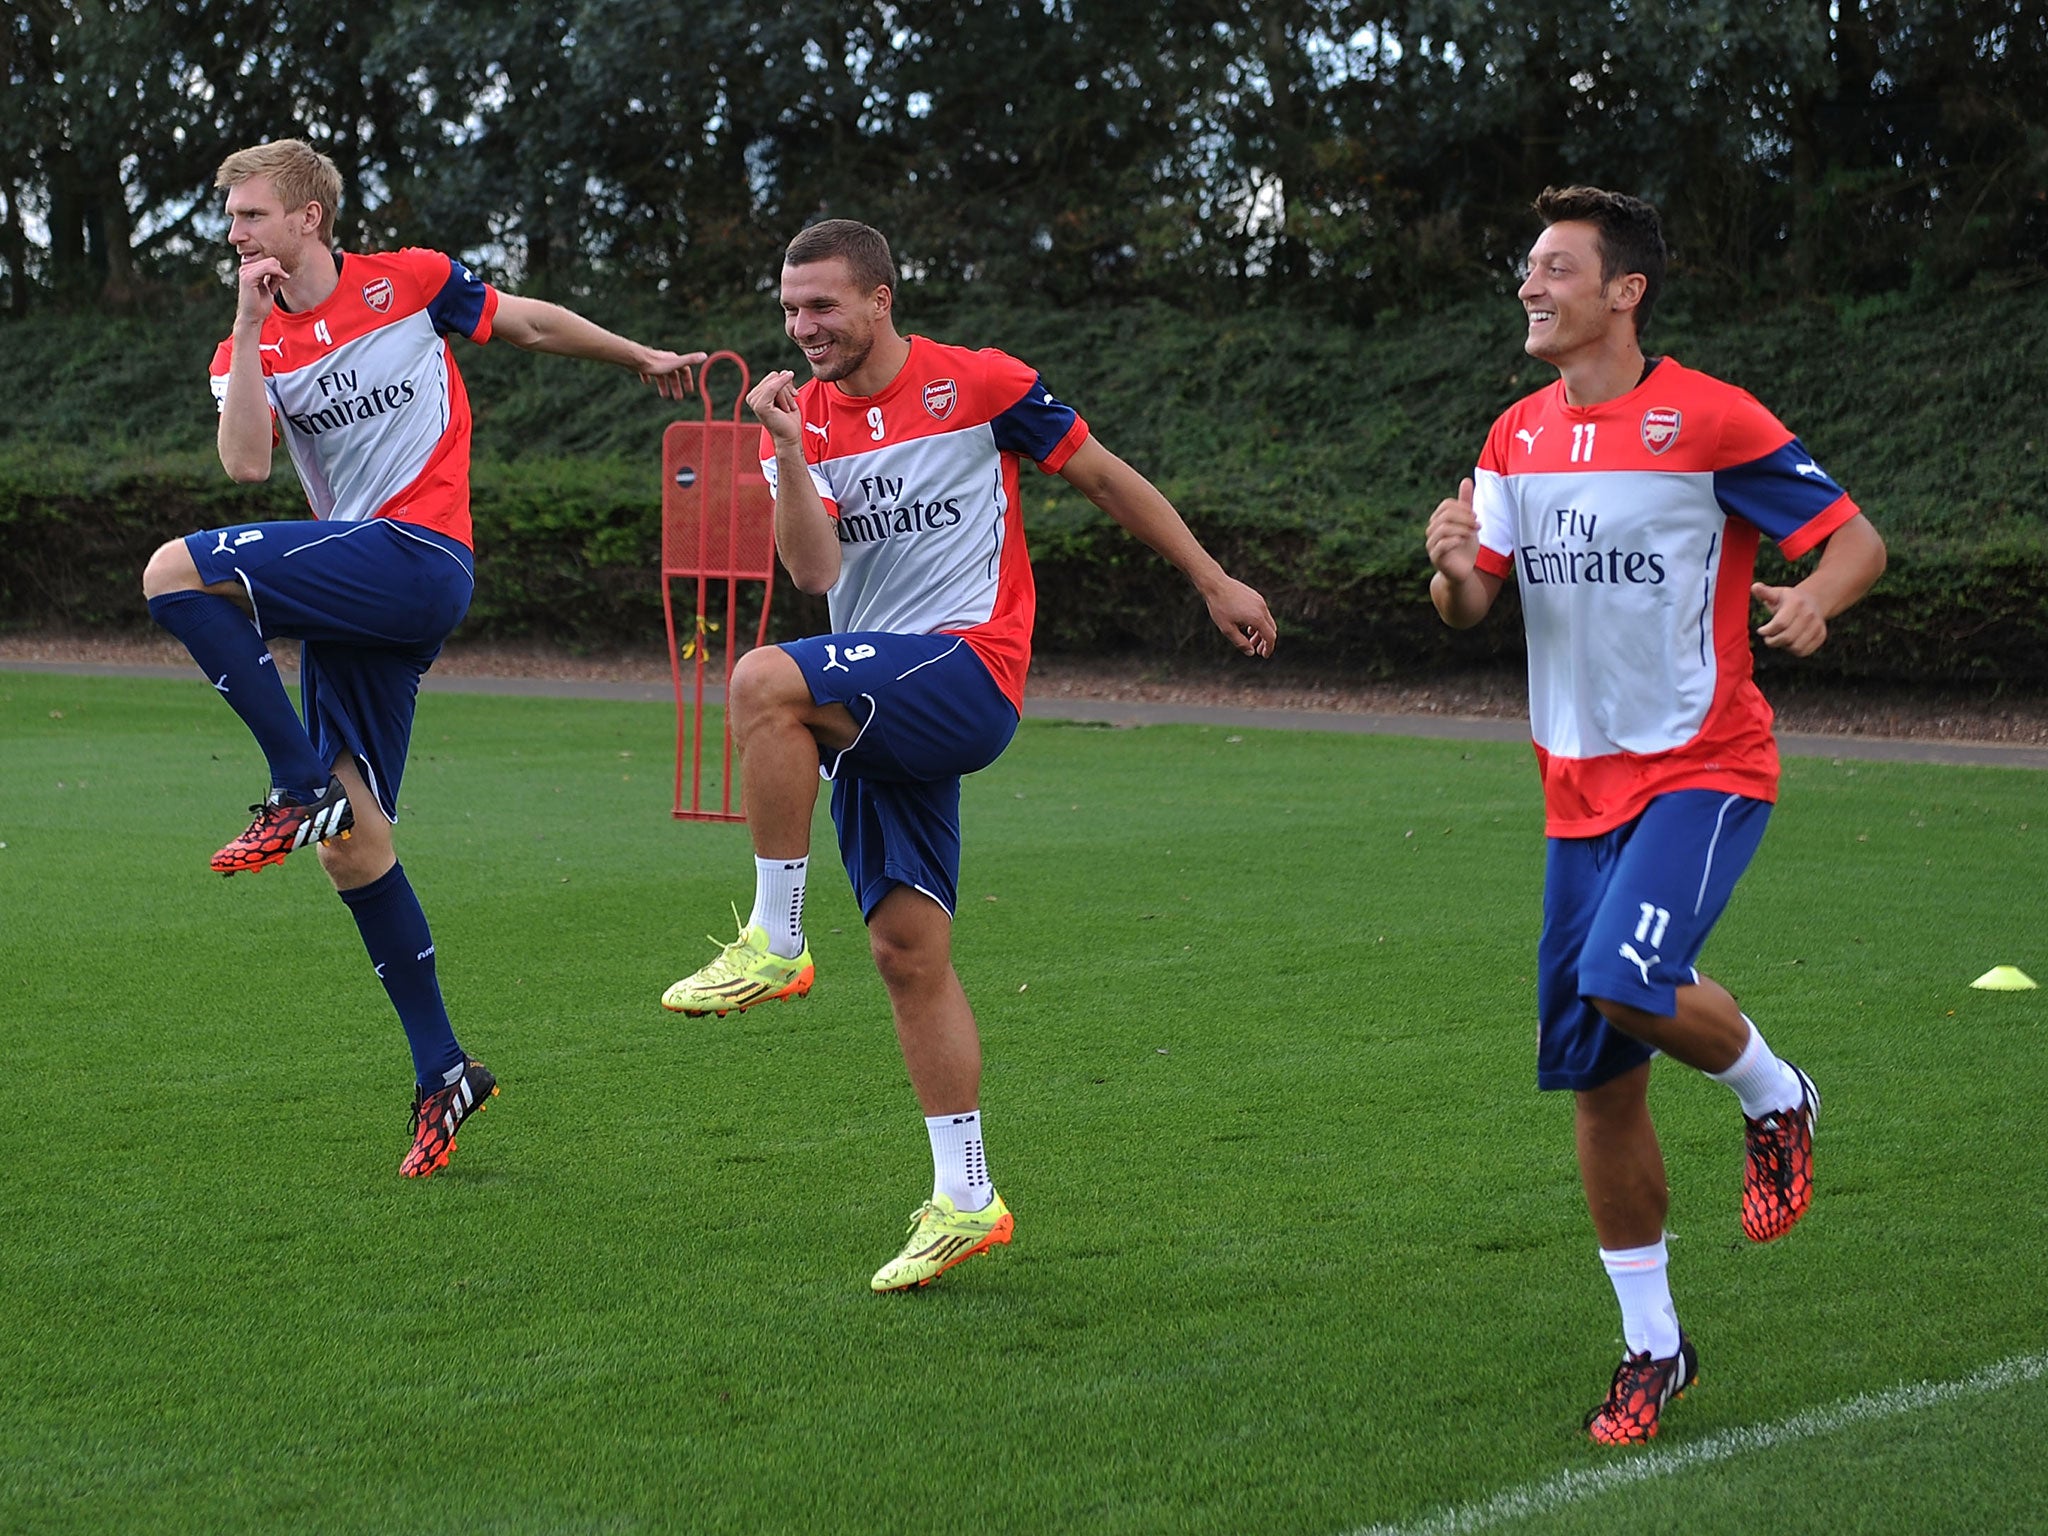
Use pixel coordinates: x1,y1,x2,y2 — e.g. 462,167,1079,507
810,329,874,384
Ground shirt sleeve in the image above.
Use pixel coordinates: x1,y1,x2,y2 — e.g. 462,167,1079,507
1713,392,1860,559
981,351,1090,470
403,248,498,342
207,337,234,412
208,335,279,441
758,421,837,514
1471,417,1518,580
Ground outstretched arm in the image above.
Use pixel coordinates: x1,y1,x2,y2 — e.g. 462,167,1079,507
1056,437,1276,657
1751,512,1887,656
1426,477,1504,628
491,293,705,400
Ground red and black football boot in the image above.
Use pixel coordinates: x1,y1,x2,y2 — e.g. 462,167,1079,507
1741,1064,1819,1242
1585,1333,1699,1445
211,775,354,875
400,1059,498,1178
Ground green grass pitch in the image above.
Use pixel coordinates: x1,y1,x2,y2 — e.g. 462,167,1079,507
2,671,2044,1534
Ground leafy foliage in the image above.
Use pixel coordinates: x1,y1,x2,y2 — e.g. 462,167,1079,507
4,280,2046,681
3,3,2044,315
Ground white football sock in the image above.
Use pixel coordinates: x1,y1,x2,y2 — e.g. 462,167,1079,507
1600,1237,1681,1359
925,1110,993,1213
749,855,808,958
1709,1016,1803,1118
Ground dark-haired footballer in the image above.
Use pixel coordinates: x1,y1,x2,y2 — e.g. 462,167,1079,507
1424,185,1885,1443
660,219,1277,1292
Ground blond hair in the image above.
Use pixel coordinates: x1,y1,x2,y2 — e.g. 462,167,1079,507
215,140,343,245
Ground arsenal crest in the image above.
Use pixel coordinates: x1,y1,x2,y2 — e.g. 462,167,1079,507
922,379,957,421
362,277,394,314
1640,407,1681,455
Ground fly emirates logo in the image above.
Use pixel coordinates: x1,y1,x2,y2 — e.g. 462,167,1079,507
1519,507,1668,587
836,473,965,545
283,366,418,437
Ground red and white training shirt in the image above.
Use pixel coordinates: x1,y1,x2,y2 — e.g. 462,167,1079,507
1472,358,1862,837
208,248,499,548
759,335,1090,710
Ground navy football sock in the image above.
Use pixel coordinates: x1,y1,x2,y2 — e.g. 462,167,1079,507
148,590,328,799
338,863,465,1088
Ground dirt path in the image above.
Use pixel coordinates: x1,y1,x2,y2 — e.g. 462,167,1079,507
6,632,2046,768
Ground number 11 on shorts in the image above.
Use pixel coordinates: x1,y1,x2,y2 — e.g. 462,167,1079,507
1635,903,1670,947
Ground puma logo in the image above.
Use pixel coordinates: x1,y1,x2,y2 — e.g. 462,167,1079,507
1618,942,1658,987
804,423,829,438
822,643,849,673
1793,460,1824,478
1517,427,1544,452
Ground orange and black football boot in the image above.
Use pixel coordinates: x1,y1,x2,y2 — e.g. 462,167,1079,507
400,1059,498,1178
211,775,354,875
1585,1333,1699,1445
1741,1064,1819,1242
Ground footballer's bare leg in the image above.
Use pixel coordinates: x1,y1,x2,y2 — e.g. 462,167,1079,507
1590,974,1748,1074
865,884,1012,1293
662,646,852,1015
317,757,395,892
1573,1063,1669,1249
728,645,859,858
868,886,980,1115
141,538,252,611
1602,972,1815,1246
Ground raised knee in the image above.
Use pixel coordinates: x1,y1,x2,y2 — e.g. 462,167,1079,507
728,646,806,729
141,539,199,600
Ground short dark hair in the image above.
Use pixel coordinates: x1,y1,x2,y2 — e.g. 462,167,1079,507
1532,185,1666,337
784,219,897,296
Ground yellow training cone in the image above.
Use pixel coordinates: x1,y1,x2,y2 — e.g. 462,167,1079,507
1970,966,2039,991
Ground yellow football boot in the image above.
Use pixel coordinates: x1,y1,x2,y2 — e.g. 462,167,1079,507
662,920,814,1016
870,1191,1014,1292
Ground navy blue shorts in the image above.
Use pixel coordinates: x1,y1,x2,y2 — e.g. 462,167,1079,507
186,517,474,820
782,632,1018,921
1537,789,1772,1092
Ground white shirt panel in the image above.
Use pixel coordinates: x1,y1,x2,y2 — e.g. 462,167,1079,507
264,313,454,523
765,426,1009,638
1500,468,1726,760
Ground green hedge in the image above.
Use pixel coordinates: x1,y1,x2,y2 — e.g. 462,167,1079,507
5,284,2047,682
7,444,2045,683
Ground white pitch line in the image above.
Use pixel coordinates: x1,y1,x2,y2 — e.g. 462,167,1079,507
1350,1351,2048,1536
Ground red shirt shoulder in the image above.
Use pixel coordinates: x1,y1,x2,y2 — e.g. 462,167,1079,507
912,339,1038,419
